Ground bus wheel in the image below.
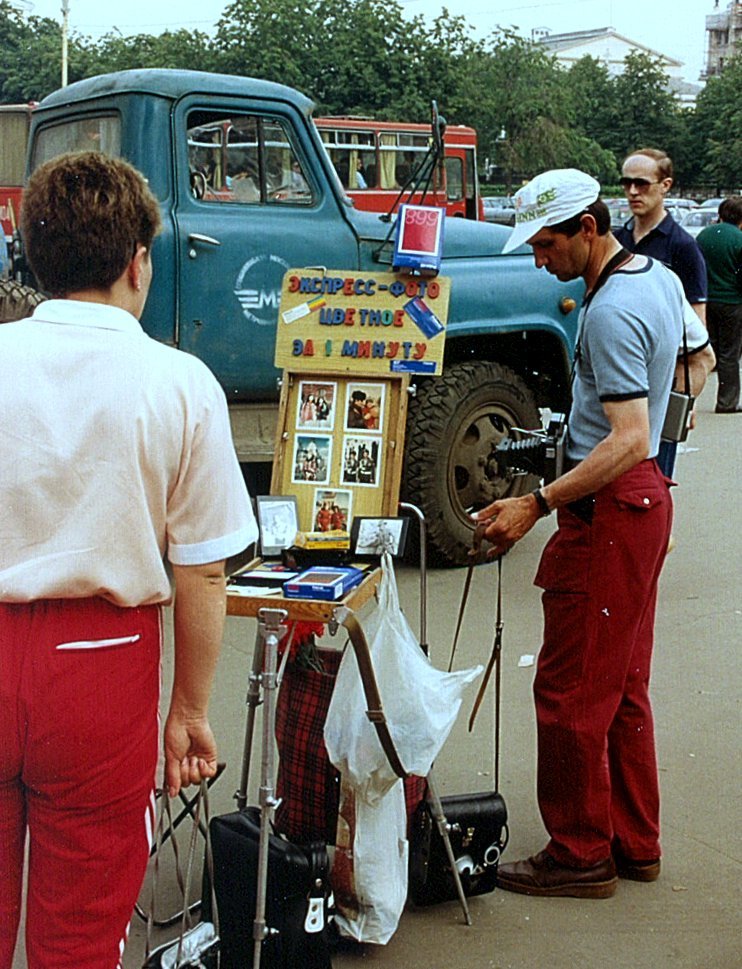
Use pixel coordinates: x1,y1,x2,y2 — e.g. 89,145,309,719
402,360,541,566
0,279,46,323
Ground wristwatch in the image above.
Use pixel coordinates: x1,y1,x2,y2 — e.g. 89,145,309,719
531,488,552,517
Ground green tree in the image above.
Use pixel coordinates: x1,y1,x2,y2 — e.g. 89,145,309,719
0,0,88,101
693,54,742,189
610,51,683,160
565,56,619,152
86,28,217,76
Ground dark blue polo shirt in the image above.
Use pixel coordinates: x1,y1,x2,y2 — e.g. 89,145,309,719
615,212,708,304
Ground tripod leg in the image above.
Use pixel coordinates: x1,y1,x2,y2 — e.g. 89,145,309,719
252,608,287,969
236,627,266,811
425,771,472,926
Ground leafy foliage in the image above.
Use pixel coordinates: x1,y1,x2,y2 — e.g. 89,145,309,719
0,0,740,188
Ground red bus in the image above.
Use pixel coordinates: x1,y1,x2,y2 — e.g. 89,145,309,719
0,103,35,245
314,116,483,220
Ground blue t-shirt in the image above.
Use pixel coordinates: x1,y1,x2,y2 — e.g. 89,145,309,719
568,257,682,461
614,213,708,305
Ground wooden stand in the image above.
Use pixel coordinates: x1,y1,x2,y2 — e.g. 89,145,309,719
227,568,381,969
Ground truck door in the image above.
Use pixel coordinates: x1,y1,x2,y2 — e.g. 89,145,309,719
173,100,359,398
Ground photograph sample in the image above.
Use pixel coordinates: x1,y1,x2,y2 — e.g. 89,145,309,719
344,381,386,433
342,436,382,487
292,434,332,484
296,380,337,431
312,488,352,532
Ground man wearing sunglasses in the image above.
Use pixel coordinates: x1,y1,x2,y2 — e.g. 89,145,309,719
614,149,708,476
614,148,707,324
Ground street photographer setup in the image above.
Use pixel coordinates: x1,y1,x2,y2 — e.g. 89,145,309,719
141,206,512,969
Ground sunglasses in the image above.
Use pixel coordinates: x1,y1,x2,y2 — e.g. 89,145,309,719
619,177,663,190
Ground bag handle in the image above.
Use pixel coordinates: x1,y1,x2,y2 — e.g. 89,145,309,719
144,781,220,965
446,521,505,792
334,605,408,780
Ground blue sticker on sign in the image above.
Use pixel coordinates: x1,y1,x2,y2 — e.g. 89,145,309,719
404,296,445,339
390,360,438,374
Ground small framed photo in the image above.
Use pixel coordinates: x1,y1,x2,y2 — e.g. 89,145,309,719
296,380,337,432
312,488,353,533
292,434,332,485
256,495,299,556
351,517,409,558
342,435,382,487
344,381,386,433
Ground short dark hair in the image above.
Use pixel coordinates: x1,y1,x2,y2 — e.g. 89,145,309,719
22,151,161,296
718,196,742,225
550,200,612,238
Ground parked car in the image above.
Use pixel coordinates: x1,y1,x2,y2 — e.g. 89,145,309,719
605,198,632,230
680,208,718,237
664,197,698,221
482,195,515,226
699,197,725,210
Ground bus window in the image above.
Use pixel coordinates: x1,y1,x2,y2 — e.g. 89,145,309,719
314,117,482,220
445,157,464,202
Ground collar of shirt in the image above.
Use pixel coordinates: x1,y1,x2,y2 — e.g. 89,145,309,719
29,299,145,336
623,211,675,239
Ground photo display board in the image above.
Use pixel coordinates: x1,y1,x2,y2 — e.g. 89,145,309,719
270,371,409,533
275,268,449,377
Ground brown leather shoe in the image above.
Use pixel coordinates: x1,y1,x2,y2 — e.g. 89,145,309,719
614,854,661,882
496,849,618,898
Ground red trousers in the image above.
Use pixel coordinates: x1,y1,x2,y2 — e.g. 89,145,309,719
533,459,673,868
0,598,161,969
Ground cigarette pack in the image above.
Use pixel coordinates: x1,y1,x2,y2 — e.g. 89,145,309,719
282,566,365,601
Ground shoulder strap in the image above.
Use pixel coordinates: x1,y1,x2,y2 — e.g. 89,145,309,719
335,607,408,779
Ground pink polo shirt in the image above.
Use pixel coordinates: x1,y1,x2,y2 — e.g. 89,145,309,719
0,300,257,606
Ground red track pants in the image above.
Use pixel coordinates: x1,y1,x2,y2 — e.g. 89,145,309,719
533,459,673,868
0,597,161,969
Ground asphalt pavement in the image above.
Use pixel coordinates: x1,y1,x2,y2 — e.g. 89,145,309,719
12,375,741,968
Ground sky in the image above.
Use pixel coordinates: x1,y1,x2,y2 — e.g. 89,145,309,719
17,0,714,84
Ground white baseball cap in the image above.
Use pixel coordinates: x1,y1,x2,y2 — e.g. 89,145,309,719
502,168,601,254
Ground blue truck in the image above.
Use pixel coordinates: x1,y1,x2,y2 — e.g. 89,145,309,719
5,69,583,564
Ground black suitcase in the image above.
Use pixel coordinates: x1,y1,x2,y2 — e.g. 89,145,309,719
202,807,332,969
408,791,508,904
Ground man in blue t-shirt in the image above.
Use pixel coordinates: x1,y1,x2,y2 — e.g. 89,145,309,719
474,168,713,901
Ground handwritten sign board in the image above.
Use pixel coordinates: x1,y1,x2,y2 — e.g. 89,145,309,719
275,269,449,377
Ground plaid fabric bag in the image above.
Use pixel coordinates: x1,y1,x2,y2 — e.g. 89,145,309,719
274,647,341,844
274,643,426,844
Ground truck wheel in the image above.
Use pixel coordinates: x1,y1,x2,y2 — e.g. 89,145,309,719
403,360,541,566
0,279,46,323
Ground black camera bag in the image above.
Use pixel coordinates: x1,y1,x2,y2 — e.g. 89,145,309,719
409,547,509,907
409,791,508,904
202,807,332,969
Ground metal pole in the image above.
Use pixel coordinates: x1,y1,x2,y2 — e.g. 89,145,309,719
60,0,69,87
252,608,287,969
398,501,427,653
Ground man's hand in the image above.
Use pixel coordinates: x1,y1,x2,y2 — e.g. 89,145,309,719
472,493,540,558
163,709,218,797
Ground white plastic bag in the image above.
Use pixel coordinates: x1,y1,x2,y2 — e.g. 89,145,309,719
331,776,408,945
324,553,482,803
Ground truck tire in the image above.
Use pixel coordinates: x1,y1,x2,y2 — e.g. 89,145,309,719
0,279,46,323
403,360,541,566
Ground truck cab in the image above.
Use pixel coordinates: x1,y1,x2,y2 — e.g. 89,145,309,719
22,69,582,564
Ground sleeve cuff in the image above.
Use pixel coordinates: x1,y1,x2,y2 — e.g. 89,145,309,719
168,522,258,566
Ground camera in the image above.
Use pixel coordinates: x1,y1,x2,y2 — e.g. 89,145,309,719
661,391,694,444
495,415,567,484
